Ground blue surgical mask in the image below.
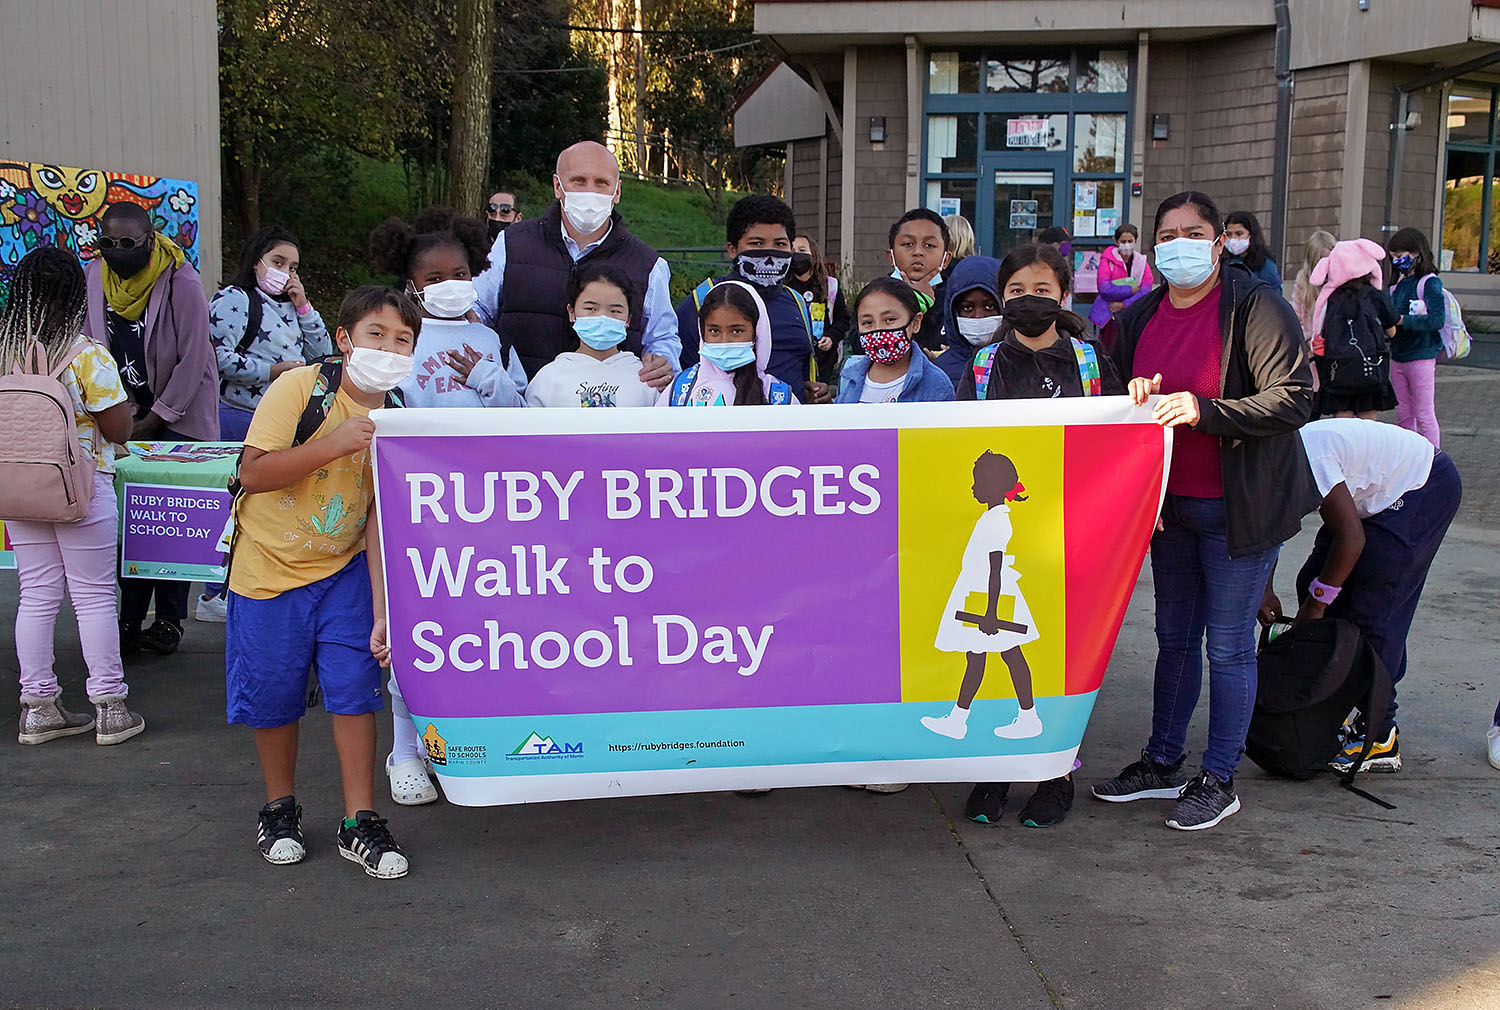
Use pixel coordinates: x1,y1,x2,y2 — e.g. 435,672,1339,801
1154,237,1220,289
699,340,756,372
1392,253,1415,272
574,314,627,350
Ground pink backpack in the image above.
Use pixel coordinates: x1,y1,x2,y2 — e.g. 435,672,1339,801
0,341,94,522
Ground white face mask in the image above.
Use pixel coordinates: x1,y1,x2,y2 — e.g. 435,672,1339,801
1225,236,1251,256
955,314,1002,346
415,278,477,319
560,188,615,233
1117,241,1136,256
343,346,412,393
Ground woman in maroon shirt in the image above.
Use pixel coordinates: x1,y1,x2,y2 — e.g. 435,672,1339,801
1090,191,1318,831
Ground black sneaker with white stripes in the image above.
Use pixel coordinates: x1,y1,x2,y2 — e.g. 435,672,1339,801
1165,771,1241,831
257,796,305,865
1091,749,1189,802
337,811,409,879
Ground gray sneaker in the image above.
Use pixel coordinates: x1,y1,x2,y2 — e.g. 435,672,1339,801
1091,749,1190,802
1165,771,1241,831
18,695,96,745
89,694,145,745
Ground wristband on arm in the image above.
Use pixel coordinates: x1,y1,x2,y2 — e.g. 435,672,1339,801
1308,578,1341,605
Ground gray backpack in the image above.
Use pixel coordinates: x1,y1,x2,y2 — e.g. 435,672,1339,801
0,341,94,522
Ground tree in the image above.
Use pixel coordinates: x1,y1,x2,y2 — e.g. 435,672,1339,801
490,1,608,182
447,0,495,213
640,0,774,212
218,0,439,238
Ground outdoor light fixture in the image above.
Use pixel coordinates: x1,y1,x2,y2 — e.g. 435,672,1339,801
869,116,886,144
1358,0,1370,11
1152,114,1170,141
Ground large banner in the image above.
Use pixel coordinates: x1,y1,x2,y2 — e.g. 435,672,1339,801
373,401,1169,806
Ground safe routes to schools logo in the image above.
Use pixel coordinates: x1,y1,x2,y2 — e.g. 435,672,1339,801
507,732,585,760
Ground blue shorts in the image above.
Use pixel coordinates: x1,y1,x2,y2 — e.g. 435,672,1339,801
225,556,384,728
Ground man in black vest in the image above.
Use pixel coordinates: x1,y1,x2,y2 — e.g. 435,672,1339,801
475,142,677,387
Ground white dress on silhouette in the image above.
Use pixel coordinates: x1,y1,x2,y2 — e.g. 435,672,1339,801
934,505,1040,654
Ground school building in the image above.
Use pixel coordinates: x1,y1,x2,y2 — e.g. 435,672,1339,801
736,0,1500,315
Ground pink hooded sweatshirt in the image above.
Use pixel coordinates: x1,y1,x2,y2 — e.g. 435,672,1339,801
1309,238,1386,336
1088,243,1155,328
656,280,800,406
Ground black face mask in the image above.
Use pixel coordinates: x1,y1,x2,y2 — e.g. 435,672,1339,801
733,250,793,288
100,243,152,279
1003,294,1063,339
790,251,814,276
487,218,509,242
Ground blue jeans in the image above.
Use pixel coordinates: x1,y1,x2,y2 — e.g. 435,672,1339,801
218,402,255,442
1145,495,1280,781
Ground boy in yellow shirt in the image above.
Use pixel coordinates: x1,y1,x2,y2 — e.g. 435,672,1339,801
226,286,419,879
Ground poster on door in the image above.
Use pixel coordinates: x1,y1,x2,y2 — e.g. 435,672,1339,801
1006,119,1049,149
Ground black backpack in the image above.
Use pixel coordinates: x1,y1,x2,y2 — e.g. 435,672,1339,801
1318,286,1389,393
1245,618,1395,807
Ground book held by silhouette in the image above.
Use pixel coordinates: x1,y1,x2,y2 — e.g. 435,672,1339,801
953,611,1029,634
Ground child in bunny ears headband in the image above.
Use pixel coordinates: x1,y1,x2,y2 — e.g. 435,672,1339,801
1309,238,1399,420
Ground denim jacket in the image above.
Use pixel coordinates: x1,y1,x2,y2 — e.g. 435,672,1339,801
835,350,957,403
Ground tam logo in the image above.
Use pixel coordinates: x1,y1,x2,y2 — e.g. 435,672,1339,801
508,732,584,759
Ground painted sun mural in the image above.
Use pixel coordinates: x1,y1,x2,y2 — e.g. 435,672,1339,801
0,161,200,299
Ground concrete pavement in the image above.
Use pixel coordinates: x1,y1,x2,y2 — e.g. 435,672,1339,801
3,369,1499,1010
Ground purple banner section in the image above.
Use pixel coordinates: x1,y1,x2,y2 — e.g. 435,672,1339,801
120,483,232,567
377,429,900,719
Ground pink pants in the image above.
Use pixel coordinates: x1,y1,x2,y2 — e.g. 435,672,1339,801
1391,358,1440,448
9,471,127,700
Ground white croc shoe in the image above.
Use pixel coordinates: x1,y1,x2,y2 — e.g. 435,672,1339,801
194,592,228,623
387,755,438,806
1487,724,1500,771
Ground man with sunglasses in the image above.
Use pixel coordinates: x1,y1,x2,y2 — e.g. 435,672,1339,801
485,191,522,242
83,201,219,659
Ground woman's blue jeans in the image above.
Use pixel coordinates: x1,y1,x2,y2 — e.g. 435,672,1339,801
1144,494,1280,782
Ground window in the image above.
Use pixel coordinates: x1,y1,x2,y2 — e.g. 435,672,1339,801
1441,83,1500,272
1077,50,1130,94
986,53,1070,94
929,50,982,95
924,178,977,223
1447,84,1493,144
1074,114,1127,173
927,114,978,173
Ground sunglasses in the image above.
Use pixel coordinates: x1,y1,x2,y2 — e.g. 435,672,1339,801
97,234,154,250
488,203,515,215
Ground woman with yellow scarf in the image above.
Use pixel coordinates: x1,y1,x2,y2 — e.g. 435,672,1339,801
83,202,220,658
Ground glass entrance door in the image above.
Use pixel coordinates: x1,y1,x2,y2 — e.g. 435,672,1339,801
980,157,1067,261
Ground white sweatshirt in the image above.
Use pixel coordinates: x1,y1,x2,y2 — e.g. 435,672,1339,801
524,350,657,408
398,318,526,407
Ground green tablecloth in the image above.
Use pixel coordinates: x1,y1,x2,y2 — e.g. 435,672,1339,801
114,441,241,581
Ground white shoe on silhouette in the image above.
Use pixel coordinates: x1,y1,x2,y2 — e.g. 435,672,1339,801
921,705,970,740
994,706,1043,740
